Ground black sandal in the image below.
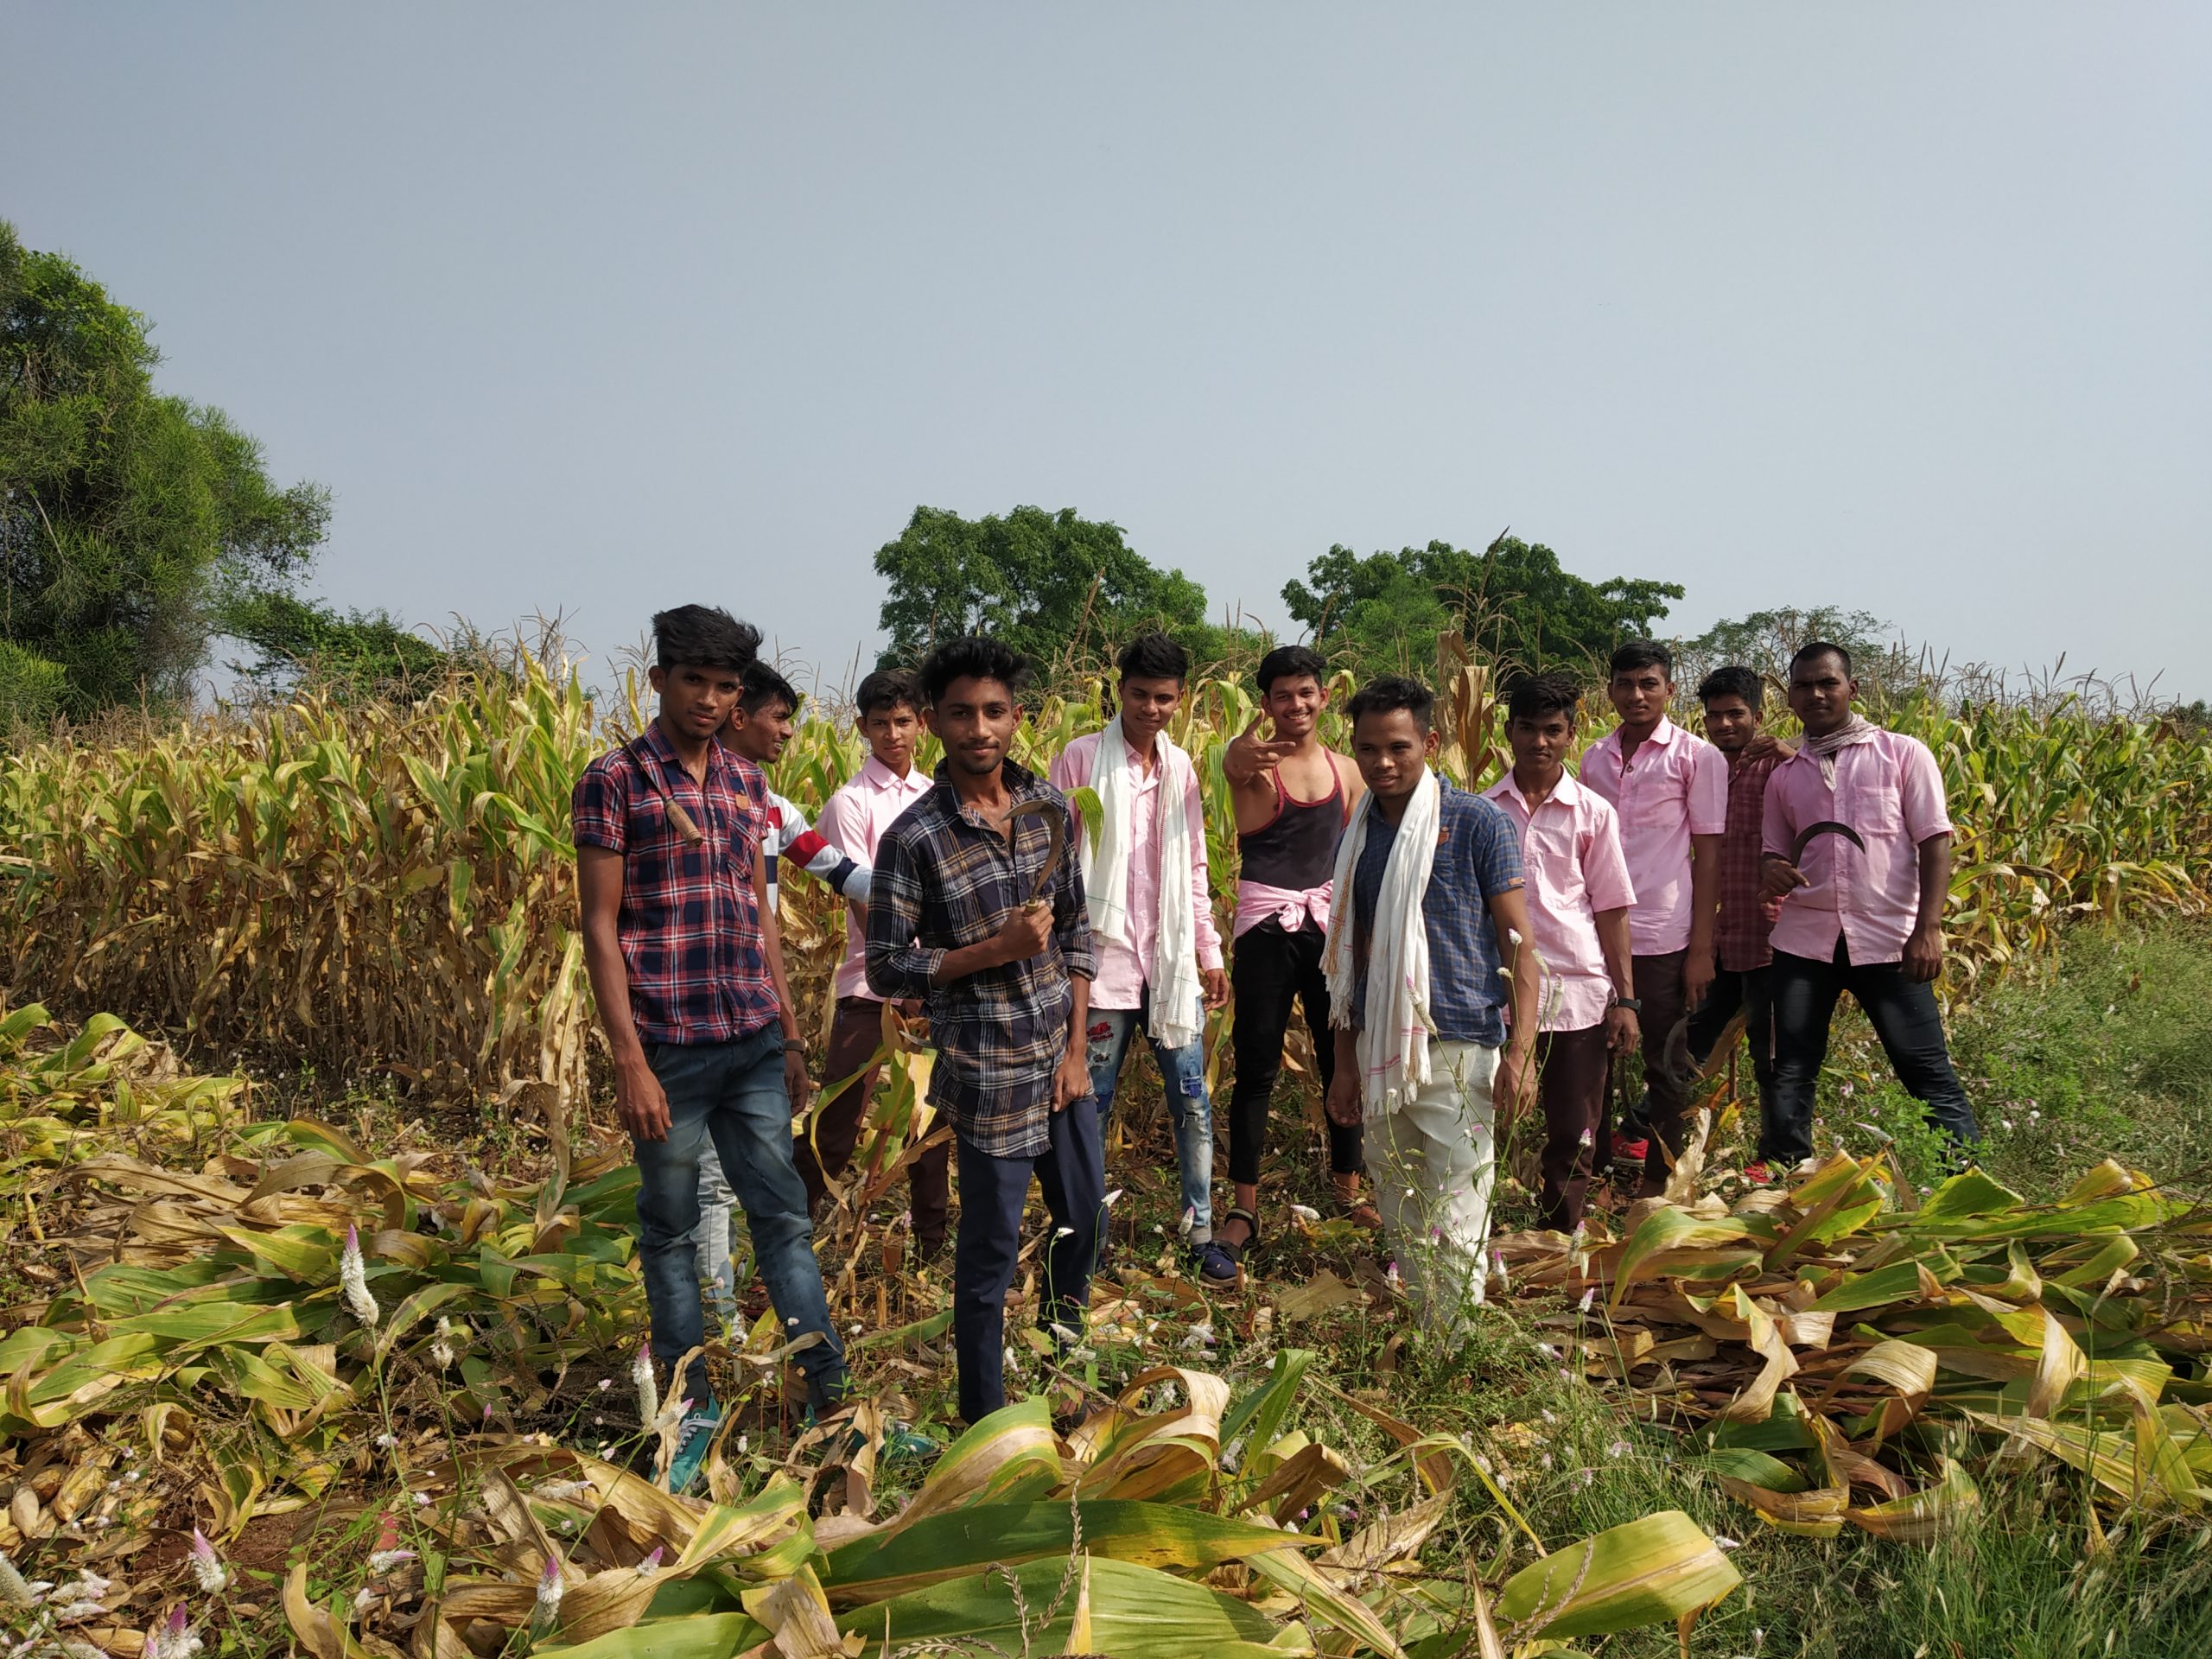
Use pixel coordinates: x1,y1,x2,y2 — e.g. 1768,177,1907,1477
1198,1207,1258,1288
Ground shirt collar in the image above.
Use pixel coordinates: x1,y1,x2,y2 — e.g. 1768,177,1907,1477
861,754,925,792
639,718,731,783
1484,768,1584,810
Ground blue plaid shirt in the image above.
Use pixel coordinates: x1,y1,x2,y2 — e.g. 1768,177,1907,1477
1350,777,1524,1047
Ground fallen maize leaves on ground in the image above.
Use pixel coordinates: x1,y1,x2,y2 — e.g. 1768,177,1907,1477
1495,1139,2212,1544
2,1009,1745,1659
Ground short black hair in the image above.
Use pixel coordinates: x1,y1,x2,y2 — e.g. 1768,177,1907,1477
1792,640,1853,677
918,635,1032,708
739,660,800,716
1504,672,1582,727
854,668,920,720
1256,644,1329,694
652,605,760,673
1345,676,1435,734
1116,632,1189,684
1609,639,1674,679
1697,665,1765,713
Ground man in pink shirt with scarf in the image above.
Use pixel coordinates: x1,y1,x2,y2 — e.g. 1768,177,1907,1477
1758,641,1980,1166
1049,634,1230,1279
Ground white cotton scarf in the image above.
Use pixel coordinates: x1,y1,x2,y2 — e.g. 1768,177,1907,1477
1322,766,1441,1116
1085,715,1204,1051
1802,714,1880,788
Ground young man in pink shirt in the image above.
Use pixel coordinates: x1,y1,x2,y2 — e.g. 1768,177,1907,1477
1484,675,1639,1230
1049,633,1230,1279
804,669,945,1253
1578,640,1727,1195
1759,642,1980,1166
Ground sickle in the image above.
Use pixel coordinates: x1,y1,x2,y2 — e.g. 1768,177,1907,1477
1006,799,1068,906
1792,819,1866,862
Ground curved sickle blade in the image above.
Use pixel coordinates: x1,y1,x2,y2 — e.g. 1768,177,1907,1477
1006,798,1068,906
1792,819,1866,862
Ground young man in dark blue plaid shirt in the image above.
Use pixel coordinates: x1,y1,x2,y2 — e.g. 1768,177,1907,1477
573,605,846,1492
865,635,1099,1427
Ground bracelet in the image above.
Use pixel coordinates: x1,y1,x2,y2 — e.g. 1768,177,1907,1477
781,1036,806,1053
1610,995,1642,1012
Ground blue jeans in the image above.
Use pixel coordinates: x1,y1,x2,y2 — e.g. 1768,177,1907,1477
1086,987,1213,1242
634,1030,847,1414
953,1101,1104,1426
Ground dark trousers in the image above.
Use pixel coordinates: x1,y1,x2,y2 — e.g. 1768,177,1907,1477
1228,918,1362,1184
794,995,951,1249
1769,940,1980,1166
1686,964,1776,1141
951,1100,1104,1426
1535,1024,1612,1231
1618,948,1691,1186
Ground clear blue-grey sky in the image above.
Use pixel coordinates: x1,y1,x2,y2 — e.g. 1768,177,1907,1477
7,4,2209,697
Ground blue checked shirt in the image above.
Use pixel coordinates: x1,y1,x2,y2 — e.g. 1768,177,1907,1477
1350,776,1525,1048
865,761,1096,1159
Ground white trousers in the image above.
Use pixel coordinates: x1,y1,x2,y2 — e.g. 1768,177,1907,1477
1364,1039,1497,1336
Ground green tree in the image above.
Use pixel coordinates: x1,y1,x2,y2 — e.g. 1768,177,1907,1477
1,220,328,721
1281,535,1683,678
1671,605,1892,692
873,505,1217,671
216,590,450,702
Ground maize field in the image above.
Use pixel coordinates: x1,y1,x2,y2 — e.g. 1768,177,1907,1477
3,636,2207,1108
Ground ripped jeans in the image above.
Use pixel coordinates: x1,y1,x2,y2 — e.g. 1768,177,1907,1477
1085,986,1214,1243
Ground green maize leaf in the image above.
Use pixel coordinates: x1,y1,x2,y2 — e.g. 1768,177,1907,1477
1915,1168,2028,1222
875,1395,1061,1537
823,1497,1306,1605
833,1554,1299,1657
534,1611,765,1659
1697,1447,1810,1491
1223,1346,1319,1455
1610,1210,1764,1306
1491,1510,1742,1640
847,1306,953,1351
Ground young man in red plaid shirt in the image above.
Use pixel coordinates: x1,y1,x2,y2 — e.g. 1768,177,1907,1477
1688,665,1793,1181
573,605,846,1492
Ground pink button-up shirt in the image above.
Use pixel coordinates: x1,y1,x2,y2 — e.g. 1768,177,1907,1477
1482,771,1636,1033
1761,728,1952,966
1578,715,1727,957
816,754,934,1001
1049,731,1224,1013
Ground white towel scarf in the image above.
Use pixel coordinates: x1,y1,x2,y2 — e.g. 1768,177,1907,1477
1084,715,1203,1051
1322,766,1442,1116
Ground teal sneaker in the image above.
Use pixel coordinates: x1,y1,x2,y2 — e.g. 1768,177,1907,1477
664,1402,723,1495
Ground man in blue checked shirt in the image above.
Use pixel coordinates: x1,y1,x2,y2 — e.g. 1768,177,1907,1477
865,634,1099,1427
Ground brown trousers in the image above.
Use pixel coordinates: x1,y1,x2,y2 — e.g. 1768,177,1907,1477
794,995,951,1249
1536,1024,1614,1231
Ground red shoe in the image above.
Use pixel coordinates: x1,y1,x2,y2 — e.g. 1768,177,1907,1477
1742,1160,1778,1187
1611,1135,1650,1170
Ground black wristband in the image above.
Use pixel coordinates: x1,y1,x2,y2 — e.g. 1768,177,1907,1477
781,1036,806,1053
1611,995,1642,1012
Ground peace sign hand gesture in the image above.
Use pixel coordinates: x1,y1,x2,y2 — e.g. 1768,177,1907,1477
1224,713,1301,786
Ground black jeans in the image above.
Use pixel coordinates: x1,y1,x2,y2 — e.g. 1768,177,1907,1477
950,1100,1104,1426
1769,940,1980,1166
1228,918,1362,1184
1686,963,1776,1129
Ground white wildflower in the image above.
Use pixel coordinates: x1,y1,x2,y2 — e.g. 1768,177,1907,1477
532,1481,594,1504
1054,1226,1076,1238
1182,1321,1217,1351
1605,1440,1628,1459
431,1315,457,1371
531,1557,565,1631
411,1491,432,1508
1103,1188,1123,1207
1713,1535,1742,1550
1287,1202,1320,1224
353,1588,377,1614
735,1435,747,1453
1575,1126,1593,1150
145,1605,202,1659
1999,1118,2014,1132
340,1225,380,1328
375,1432,398,1451
635,1548,664,1577
366,1550,416,1576
596,1376,613,1392
189,1529,226,1594
1047,1321,1082,1345
1577,1287,1597,1314
632,1342,659,1427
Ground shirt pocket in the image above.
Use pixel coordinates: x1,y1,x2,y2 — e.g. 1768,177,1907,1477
1852,772,1904,836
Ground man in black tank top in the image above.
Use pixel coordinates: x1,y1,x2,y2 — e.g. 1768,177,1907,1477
1207,645,1370,1285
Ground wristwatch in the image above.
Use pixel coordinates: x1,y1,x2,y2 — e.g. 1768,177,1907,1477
781,1035,807,1054
1610,995,1642,1012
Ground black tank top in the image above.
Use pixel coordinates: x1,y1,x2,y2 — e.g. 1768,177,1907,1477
1239,763,1348,889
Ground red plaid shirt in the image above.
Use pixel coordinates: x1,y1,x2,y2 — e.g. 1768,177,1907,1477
1714,734,1792,972
570,722,781,1045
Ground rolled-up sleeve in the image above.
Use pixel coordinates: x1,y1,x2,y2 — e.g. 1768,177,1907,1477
1053,802,1097,982
864,827,944,998
1900,737,1953,842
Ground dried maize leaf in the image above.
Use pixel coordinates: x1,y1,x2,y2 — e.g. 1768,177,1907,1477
1492,1510,1742,1640
1719,1287,1800,1423
1845,1457,1980,1543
